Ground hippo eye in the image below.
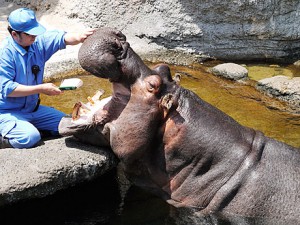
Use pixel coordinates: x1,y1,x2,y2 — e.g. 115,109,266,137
144,75,161,94
148,82,155,92
146,80,159,93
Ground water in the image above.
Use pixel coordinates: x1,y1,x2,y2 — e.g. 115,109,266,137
169,62,300,148
1,168,295,225
2,62,299,225
245,63,300,80
44,62,300,148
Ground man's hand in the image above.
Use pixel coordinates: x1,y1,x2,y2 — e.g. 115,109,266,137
64,28,95,45
39,83,62,96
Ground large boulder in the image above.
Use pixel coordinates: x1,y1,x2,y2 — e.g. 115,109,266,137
210,63,248,81
0,137,117,206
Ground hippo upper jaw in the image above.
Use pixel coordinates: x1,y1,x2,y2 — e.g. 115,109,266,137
79,27,153,84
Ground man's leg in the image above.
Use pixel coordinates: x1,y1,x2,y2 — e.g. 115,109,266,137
0,116,41,149
32,105,66,136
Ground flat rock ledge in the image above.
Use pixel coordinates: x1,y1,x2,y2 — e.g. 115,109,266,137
256,75,300,109
0,136,117,207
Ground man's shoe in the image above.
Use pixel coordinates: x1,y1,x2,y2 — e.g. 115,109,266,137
0,137,12,149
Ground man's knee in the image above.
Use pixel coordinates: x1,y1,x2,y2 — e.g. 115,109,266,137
10,130,41,149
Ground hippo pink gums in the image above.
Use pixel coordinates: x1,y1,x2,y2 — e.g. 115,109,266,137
58,27,300,221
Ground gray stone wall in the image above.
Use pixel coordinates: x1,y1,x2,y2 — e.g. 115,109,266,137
11,0,300,63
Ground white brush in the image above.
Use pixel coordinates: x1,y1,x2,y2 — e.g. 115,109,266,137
59,78,83,90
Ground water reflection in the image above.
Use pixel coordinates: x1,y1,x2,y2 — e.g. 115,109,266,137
1,167,297,225
169,63,300,148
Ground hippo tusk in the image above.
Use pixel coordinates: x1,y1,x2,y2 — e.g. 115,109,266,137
71,89,106,121
72,102,83,120
91,89,105,102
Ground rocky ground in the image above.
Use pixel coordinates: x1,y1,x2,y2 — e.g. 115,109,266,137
257,76,300,109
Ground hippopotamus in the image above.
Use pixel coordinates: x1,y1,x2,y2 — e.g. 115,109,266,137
59,27,300,221
102,72,300,221
58,27,170,145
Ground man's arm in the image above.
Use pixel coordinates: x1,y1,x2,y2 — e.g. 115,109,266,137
8,83,62,97
64,28,95,45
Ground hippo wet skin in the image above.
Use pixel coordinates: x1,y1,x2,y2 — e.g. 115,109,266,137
59,28,300,222
104,74,300,222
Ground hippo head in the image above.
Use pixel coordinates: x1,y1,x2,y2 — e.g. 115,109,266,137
78,27,152,84
103,74,176,164
59,27,176,147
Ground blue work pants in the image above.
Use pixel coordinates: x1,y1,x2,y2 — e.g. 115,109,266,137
0,105,66,148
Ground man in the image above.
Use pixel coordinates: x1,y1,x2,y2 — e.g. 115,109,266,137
0,8,94,148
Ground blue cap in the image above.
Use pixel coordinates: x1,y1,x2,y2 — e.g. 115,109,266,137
8,8,46,35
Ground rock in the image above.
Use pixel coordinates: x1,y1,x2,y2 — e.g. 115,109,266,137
11,0,300,64
210,63,248,80
3,0,300,64
0,137,117,207
294,60,300,67
256,75,300,108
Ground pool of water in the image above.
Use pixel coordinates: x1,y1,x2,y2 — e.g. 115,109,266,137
245,63,300,80
6,62,298,225
43,62,300,148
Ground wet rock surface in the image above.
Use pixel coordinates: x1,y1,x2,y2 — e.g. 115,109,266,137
257,76,300,109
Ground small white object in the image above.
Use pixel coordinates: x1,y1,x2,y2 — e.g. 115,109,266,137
59,78,83,90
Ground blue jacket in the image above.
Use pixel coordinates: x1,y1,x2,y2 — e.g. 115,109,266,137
0,30,66,113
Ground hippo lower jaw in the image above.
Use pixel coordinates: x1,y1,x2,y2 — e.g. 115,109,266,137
58,114,110,147
58,96,111,138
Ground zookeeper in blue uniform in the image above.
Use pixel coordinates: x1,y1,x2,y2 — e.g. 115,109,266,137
0,8,94,149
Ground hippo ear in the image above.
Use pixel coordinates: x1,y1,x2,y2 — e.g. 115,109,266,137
115,38,130,60
174,73,181,84
161,94,174,110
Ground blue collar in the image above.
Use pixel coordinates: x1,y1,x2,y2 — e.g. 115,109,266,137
9,36,34,56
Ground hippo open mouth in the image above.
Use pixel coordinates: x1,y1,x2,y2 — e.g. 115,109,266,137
58,27,174,146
